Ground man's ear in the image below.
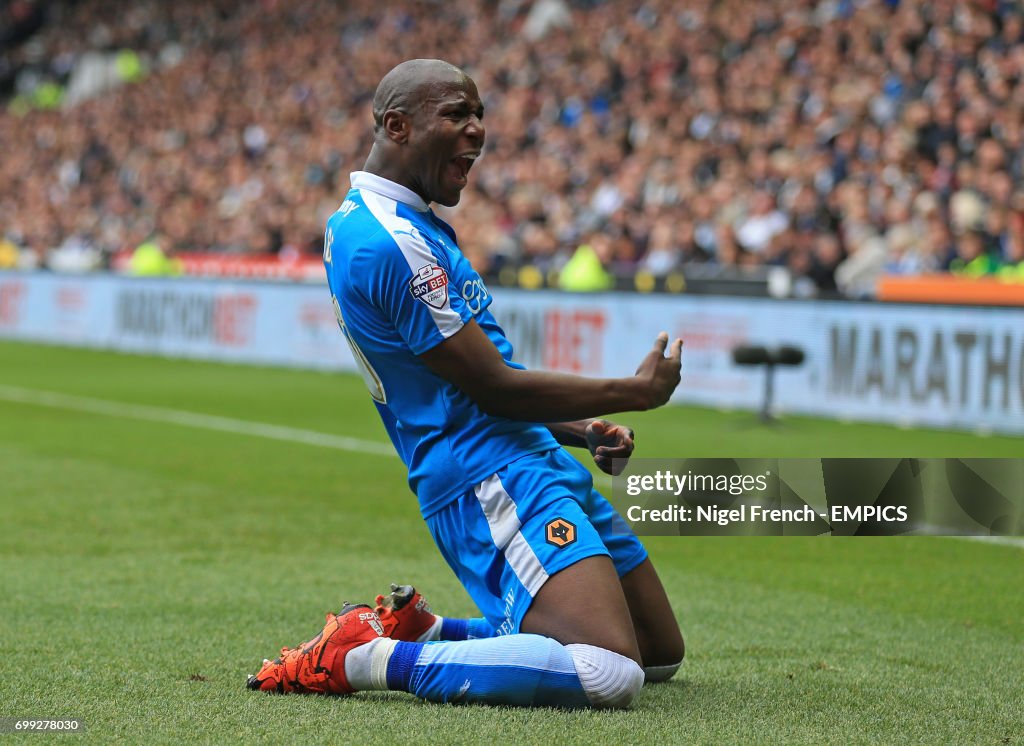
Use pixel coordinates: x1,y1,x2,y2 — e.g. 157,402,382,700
382,109,410,144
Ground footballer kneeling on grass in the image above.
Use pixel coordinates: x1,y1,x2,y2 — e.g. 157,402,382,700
247,59,685,709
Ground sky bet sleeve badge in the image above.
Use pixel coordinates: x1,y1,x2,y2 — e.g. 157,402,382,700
409,264,450,310
545,518,577,548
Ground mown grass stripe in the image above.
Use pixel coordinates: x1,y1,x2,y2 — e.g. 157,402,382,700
0,383,396,458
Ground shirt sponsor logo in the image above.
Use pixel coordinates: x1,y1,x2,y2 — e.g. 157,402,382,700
409,264,449,310
461,277,489,315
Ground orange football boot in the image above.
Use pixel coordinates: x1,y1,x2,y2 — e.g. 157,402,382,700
246,603,384,695
374,584,439,642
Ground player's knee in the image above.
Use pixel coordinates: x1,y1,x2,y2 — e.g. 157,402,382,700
673,629,685,663
645,632,684,682
566,644,645,709
644,659,683,683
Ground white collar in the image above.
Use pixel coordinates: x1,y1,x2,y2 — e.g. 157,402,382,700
350,171,429,212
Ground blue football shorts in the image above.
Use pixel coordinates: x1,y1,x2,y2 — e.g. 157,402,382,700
425,447,648,636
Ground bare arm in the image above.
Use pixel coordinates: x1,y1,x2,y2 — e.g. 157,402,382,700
545,420,592,448
547,419,636,475
418,318,682,422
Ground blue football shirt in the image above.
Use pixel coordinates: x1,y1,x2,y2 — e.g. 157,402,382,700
324,171,558,517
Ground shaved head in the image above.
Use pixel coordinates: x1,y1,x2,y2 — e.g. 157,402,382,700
363,58,485,206
372,59,468,134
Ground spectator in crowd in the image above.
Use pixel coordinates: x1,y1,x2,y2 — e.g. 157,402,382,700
735,192,789,256
836,235,888,299
950,228,1000,277
640,217,687,276
997,237,1024,281
1,0,1023,293
806,233,842,292
560,233,613,292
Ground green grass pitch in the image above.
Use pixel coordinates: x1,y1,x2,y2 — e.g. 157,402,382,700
0,340,1021,744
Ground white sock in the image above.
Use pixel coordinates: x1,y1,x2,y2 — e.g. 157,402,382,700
565,644,645,708
343,637,399,691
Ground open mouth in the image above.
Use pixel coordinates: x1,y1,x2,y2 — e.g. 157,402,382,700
448,153,478,185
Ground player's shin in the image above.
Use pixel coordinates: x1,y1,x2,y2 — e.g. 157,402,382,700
343,634,642,708
434,617,497,641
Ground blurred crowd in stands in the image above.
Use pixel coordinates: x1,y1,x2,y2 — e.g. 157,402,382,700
1,0,1023,294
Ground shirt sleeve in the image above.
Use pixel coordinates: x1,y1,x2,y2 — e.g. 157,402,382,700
357,230,474,355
